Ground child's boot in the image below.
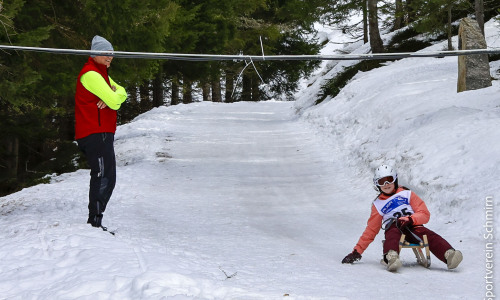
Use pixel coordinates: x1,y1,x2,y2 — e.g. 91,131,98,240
384,250,402,272
445,249,463,269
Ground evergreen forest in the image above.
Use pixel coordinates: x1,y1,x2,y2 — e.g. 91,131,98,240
1,0,499,196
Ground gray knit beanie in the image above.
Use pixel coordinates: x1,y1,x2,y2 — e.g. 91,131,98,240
90,35,114,57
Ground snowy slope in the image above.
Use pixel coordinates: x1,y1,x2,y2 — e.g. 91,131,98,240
1,19,500,300
0,102,368,299
296,19,500,233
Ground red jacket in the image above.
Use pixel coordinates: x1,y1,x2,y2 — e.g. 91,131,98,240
74,57,117,140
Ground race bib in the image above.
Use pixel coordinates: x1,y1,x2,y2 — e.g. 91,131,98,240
373,190,414,223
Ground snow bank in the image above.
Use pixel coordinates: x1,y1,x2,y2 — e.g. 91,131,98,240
296,19,500,237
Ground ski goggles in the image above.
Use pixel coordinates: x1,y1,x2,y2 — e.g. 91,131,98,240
376,176,396,186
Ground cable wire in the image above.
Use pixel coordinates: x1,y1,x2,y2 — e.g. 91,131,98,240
2,44,500,61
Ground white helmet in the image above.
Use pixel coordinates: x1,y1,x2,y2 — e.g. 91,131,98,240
373,164,398,187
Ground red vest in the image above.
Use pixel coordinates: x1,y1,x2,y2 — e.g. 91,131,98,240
74,57,117,140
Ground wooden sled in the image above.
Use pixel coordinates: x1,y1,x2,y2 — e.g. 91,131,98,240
399,234,431,268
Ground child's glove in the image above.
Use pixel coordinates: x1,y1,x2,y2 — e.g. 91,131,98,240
342,249,362,264
397,216,413,230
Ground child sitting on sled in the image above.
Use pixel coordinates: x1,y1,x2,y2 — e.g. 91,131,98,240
342,164,463,271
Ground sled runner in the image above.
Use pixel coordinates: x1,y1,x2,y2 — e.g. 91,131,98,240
399,234,431,268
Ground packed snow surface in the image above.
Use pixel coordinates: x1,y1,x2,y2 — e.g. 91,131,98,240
1,19,500,300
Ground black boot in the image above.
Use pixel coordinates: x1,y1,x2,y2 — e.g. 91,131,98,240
87,214,103,227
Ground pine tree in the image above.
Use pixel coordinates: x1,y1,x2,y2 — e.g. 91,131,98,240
321,0,369,43
410,0,470,50
0,0,56,194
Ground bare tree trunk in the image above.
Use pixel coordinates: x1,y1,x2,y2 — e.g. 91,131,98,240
475,0,485,35
139,83,151,113
211,79,222,102
225,71,234,103
202,82,211,101
11,137,19,178
393,0,403,31
152,70,164,107
405,0,414,25
251,77,260,102
447,5,453,50
182,76,193,104
122,86,139,122
363,0,368,44
242,74,252,102
3,137,19,179
171,76,180,105
368,0,384,53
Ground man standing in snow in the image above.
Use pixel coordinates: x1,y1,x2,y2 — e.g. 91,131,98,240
75,35,128,230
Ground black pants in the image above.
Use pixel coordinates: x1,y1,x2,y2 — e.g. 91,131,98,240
77,132,116,219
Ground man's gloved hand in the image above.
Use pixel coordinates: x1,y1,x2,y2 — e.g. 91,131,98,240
397,216,413,230
342,249,362,264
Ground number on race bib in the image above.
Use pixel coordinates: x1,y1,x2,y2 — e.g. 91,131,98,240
393,208,412,219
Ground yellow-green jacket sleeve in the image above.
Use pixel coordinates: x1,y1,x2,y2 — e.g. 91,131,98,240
80,71,128,110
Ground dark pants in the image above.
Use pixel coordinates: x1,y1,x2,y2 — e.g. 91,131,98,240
384,224,453,263
77,133,116,220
